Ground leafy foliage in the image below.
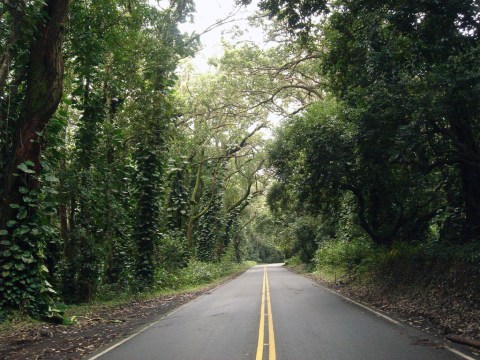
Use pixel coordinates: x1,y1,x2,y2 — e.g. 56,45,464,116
2,0,478,322
0,0,272,318
258,0,480,277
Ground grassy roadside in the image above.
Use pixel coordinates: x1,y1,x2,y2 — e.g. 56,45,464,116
285,241,480,342
0,261,255,335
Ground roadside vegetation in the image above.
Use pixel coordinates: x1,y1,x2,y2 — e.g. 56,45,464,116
248,0,480,342
1,259,254,330
1,0,479,349
0,0,273,324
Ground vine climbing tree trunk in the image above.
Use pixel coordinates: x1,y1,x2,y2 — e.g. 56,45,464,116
1,0,70,228
0,0,70,314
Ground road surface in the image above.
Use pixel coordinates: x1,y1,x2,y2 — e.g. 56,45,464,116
89,264,472,360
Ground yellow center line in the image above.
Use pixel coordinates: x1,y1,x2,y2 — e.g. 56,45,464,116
256,268,266,360
256,266,276,360
266,267,276,360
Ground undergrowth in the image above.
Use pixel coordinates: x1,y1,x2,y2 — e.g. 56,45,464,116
312,238,480,290
1,260,255,330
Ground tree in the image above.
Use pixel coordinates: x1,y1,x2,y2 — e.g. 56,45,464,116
253,0,480,244
59,0,196,291
0,0,70,315
175,58,272,258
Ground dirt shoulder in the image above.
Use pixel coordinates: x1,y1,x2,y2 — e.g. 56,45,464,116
0,271,246,360
288,265,480,357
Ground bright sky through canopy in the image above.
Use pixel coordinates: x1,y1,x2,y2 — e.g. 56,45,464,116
152,0,278,135
179,0,264,72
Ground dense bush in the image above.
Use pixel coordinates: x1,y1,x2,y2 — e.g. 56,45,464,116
94,260,254,302
315,238,374,272
292,216,320,264
164,260,254,289
314,238,480,282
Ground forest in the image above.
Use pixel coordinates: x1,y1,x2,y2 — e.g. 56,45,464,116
0,0,479,340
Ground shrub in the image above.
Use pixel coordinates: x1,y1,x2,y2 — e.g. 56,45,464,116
315,238,374,272
155,259,253,290
158,232,190,271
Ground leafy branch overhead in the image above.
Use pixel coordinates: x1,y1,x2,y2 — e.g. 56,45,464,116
0,0,478,327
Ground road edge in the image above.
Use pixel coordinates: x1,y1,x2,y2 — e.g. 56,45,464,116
284,265,478,360
84,267,253,360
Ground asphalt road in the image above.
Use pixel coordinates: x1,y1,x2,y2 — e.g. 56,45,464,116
89,264,470,360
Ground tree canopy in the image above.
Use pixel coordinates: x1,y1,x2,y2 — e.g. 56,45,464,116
1,0,479,319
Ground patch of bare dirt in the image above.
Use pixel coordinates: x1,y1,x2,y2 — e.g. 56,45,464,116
295,265,480,349
0,272,244,360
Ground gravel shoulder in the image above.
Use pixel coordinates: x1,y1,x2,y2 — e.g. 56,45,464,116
288,265,480,359
0,271,247,360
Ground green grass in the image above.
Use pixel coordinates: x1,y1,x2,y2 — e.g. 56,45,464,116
1,261,255,332
0,310,43,333
304,238,480,289
311,267,348,284
73,260,254,312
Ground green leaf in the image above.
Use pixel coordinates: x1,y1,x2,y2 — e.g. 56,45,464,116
17,210,28,220
17,163,35,174
16,226,30,236
7,220,16,227
44,174,59,182
9,204,20,209
40,265,49,273
21,256,35,264
63,316,77,325
24,161,35,167
0,230,8,236
17,163,28,172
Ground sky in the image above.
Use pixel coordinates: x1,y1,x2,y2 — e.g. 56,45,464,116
178,0,281,134
178,0,264,72
152,0,278,135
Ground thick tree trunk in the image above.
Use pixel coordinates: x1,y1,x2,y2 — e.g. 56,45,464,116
459,161,480,241
0,0,70,228
103,82,116,282
186,161,203,249
347,185,393,245
451,116,480,242
0,0,70,313
59,204,68,241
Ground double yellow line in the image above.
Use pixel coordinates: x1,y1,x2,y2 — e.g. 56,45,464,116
256,266,276,360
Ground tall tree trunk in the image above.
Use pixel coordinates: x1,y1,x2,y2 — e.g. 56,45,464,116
1,0,70,227
451,116,480,242
0,0,70,314
103,76,116,282
186,162,203,249
459,159,480,242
